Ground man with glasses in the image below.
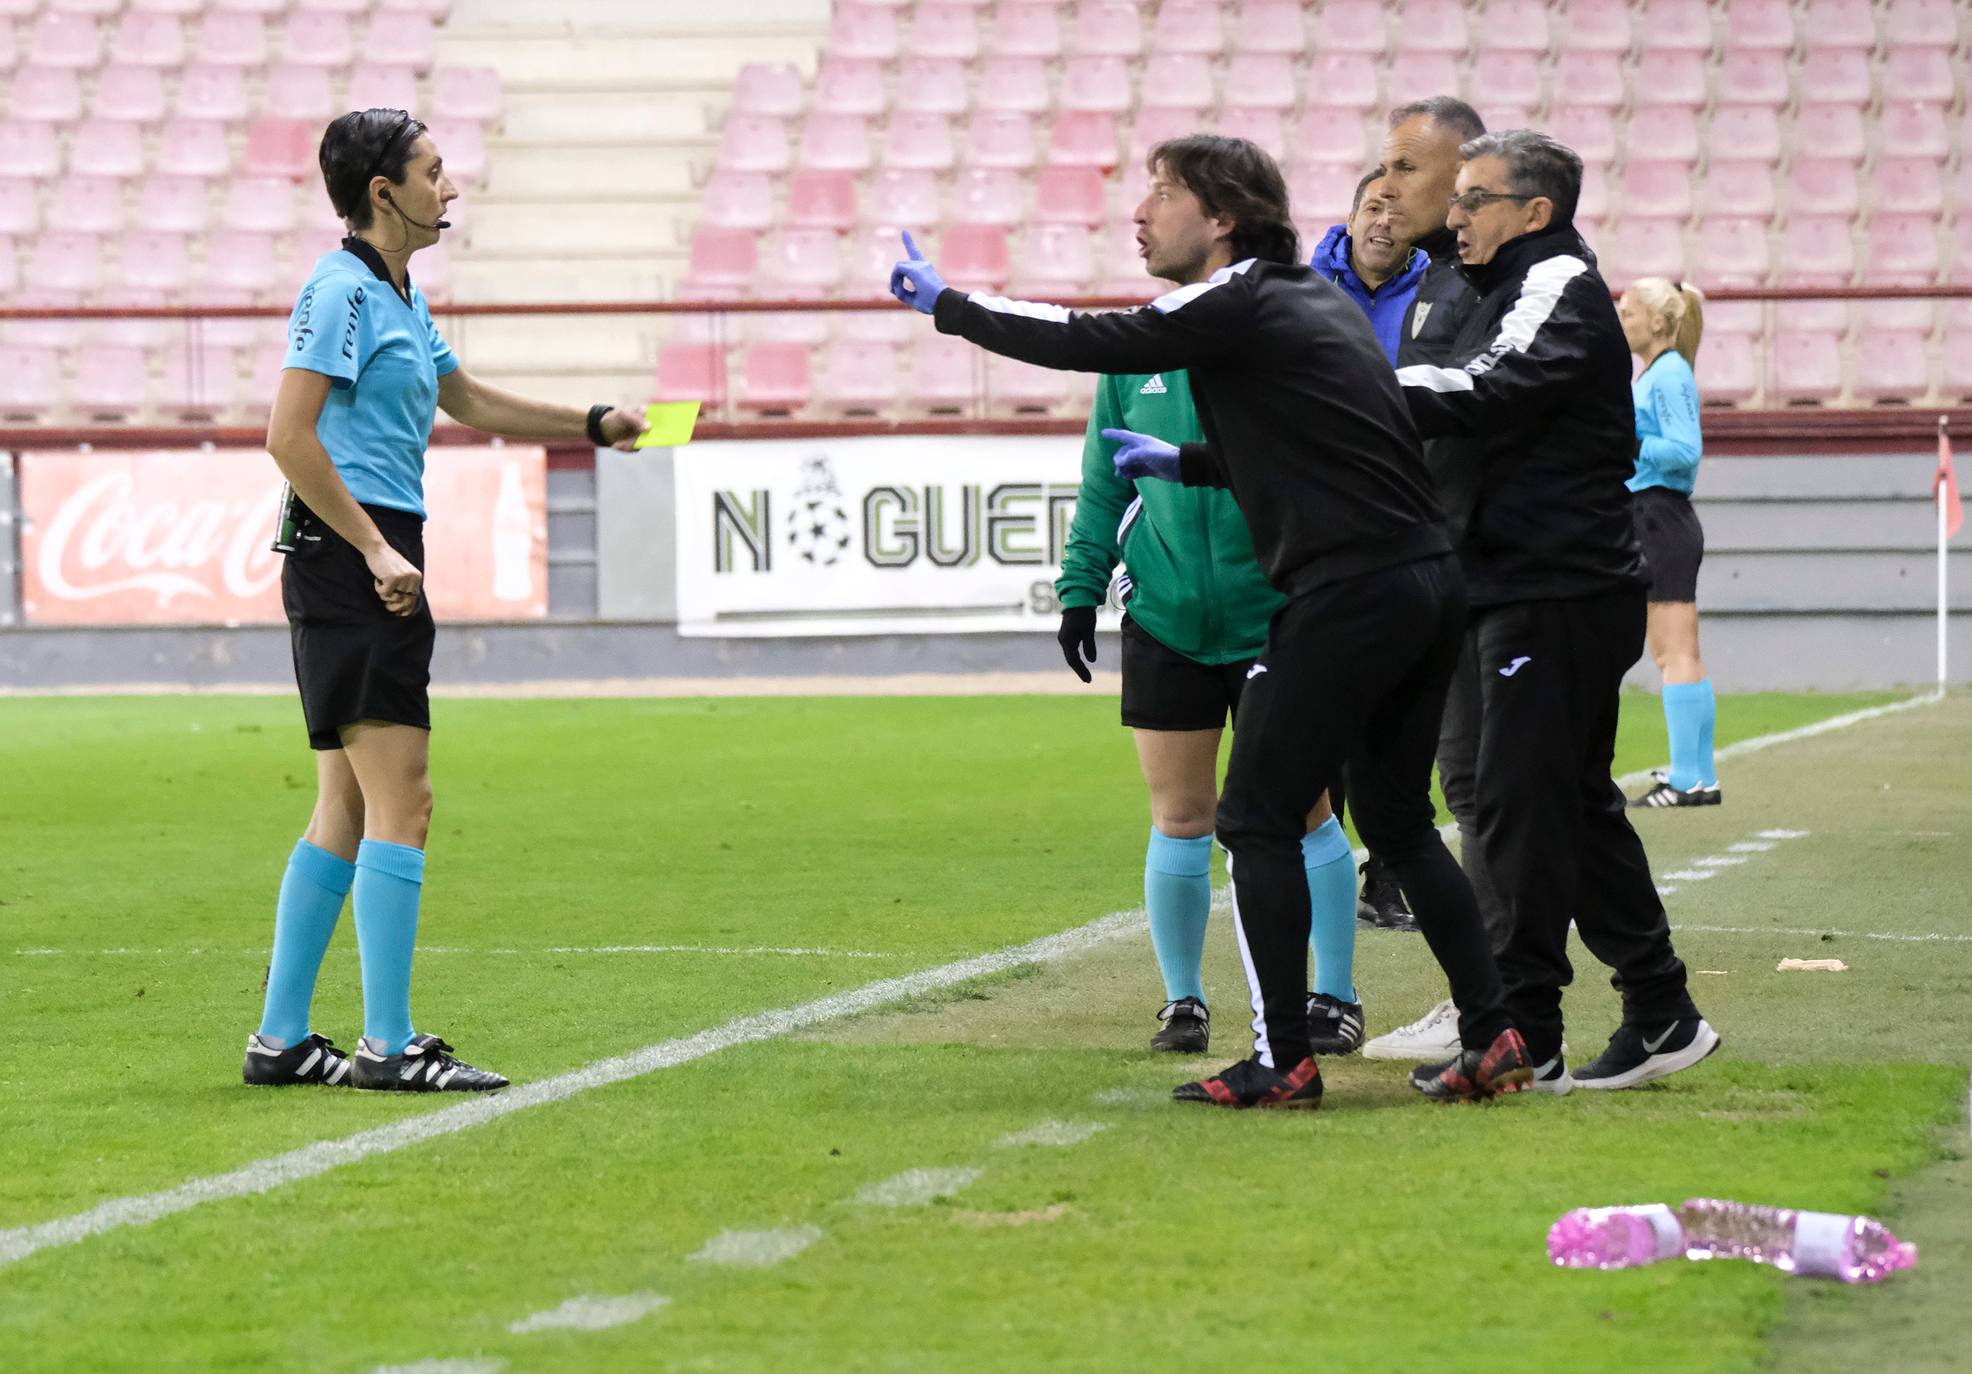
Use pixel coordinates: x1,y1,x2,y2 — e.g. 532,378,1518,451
1394,129,1719,1094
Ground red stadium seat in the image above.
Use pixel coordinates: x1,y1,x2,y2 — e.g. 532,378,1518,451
975,55,1052,114
155,118,231,179
700,170,778,232
825,4,899,61
1138,52,1214,112
800,113,876,173
736,343,811,415
1706,105,1783,164
1801,0,1878,49
0,120,60,178
653,344,729,404
1059,54,1134,114
0,346,61,420
1046,111,1118,169
1314,0,1388,53
175,64,250,122
70,120,147,179
876,112,947,172
1151,1,1223,55
1884,0,1962,47
1633,49,1708,107
1851,329,1932,402
948,166,1027,227
1786,158,1861,220
686,227,759,288
811,57,886,117
27,12,102,66
1637,0,1714,52
816,341,901,414
9,67,83,123
784,170,858,232
192,11,265,65
1221,51,1298,111
1769,331,1845,404
1555,0,1632,52
242,119,317,179
1725,0,1795,50
1877,103,1950,161
431,66,505,124
941,223,1010,290
71,345,149,420
1032,165,1107,226
109,11,185,66
717,115,790,175
94,65,168,124
865,167,944,231
911,4,981,61
261,63,336,122
988,4,1062,59
1230,0,1305,55
1069,2,1142,58
896,57,971,116
731,62,805,118
1477,0,1551,54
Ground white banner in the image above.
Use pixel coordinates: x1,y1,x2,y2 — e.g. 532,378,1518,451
673,436,1124,637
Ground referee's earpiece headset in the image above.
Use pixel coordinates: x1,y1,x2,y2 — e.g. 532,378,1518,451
380,186,450,233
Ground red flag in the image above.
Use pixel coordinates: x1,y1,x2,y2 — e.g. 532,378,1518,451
1939,421,1964,540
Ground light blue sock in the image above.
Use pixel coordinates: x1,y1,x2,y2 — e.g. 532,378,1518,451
1145,828,1213,1005
1663,680,1717,790
353,839,425,1055
1302,817,1358,1003
256,839,355,1046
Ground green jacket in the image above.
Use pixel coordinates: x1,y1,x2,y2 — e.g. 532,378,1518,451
1055,370,1282,665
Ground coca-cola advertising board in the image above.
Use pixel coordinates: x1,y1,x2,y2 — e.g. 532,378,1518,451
18,446,548,626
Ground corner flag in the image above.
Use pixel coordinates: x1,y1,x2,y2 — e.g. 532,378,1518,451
1938,418,1963,539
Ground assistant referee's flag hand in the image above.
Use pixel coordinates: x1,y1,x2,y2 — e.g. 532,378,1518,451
1057,605,1098,683
365,544,423,618
889,230,947,315
1104,427,1182,483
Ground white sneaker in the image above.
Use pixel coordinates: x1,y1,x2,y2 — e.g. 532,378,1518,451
1362,998,1461,1061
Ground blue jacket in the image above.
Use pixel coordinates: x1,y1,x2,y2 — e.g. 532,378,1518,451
1310,224,1428,366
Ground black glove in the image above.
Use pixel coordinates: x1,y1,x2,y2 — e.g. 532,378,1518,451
1056,605,1098,683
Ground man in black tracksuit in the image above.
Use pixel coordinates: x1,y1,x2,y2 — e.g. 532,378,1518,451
1395,129,1719,1092
889,135,1531,1108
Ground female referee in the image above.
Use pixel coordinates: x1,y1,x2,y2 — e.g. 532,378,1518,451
1056,372,1364,1060
1617,278,1718,808
242,109,646,1091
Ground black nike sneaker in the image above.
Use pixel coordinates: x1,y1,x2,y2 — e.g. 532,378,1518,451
1306,992,1366,1056
242,1032,352,1087
1410,1027,1534,1102
1173,1056,1323,1109
1573,1018,1720,1090
1530,1053,1574,1096
1356,857,1418,930
350,1033,510,1093
1628,779,1721,808
1150,996,1210,1054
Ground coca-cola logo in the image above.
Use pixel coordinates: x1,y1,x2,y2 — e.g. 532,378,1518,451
33,470,284,606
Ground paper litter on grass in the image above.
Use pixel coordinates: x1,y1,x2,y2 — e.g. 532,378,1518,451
1777,958,1849,972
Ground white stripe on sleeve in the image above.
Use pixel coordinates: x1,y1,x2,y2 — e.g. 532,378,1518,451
969,294,1074,323
1151,258,1258,314
1396,364,1475,392
1397,254,1588,394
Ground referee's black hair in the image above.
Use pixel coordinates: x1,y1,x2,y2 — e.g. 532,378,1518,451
1147,135,1300,266
319,108,427,230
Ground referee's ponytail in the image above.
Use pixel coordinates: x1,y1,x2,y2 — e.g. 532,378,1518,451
1148,135,1301,267
1630,276,1706,368
319,109,428,229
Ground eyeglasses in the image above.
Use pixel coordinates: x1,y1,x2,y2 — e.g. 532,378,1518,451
1447,189,1534,214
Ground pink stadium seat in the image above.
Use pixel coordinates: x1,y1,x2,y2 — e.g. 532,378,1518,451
31,231,104,293
985,352,1070,413
817,341,900,413
1047,111,1119,169
1619,161,1692,220
138,174,211,233
1633,48,1707,106
70,120,145,178
763,228,842,292
1769,331,1844,403
1795,48,1871,106
1700,160,1777,219
1700,331,1758,405
1851,329,1931,402
1215,107,1285,160
28,12,101,66
176,65,250,122
1151,1,1223,55
1884,0,1962,47
1221,51,1298,111
1626,107,1699,165
51,175,126,235
941,223,1010,290
909,335,978,413
1793,104,1867,162
1476,51,1544,112
0,346,61,420
786,109,878,179
1397,0,1469,51
1009,223,1097,294
731,62,804,118
1707,105,1783,163
1300,52,1379,114
975,55,1052,114
1477,0,1551,53
1054,57,1132,118
1286,160,1360,228
1724,0,1795,50
49,0,124,19
878,113,950,172
0,120,59,178
1698,216,1771,285
1385,50,1462,106
1871,158,1946,217
1786,158,1861,219
1606,219,1686,283
1131,105,1205,168
962,110,1036,169
1552,52,1626,110
827,3,900,60
1878,48,1956,105
700,170,777,232
1138,52,1214,112
865,166,943,231
1944,308,1972,398
193,11,266,65
1097,222,1157,296
736,343,811,415
1033,165,1107,226
262,63,336,121
811,57,886,117
989,4,1062,59
1070,2,1141,58
1711,49,1788,107
431,65,504,126
1866,215,1942,283
109,11,184,66
1877,103,1950,161
95,65,169,124
1555,0,1632,53
156,118,230,179
1779,216,1857,282
0,179,39,236
653,343,728,405
221,174,304,234
911,4,981,60
949,166,1028,227
1801,0,1878,49
377,0,455,16
70,344,149,420
1230,0,1305,55
212,0,290,14
784,170,857,231
1636,0,1714,51
160,344,241,419
200,228,283,298
1315,0,1388,54
108,229,193,298
9,67,83,123
242,119,316,179
286,11,358,68
686,227,758,288
717,115,790,175
896,57,970,116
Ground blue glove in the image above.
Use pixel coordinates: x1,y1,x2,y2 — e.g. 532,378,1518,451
888,230,948,315
1104,427,1182,482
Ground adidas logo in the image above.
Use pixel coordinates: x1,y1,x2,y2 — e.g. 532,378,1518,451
1138,374,1167,395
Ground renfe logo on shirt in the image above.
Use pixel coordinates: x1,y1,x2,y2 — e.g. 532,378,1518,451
340,286,365,361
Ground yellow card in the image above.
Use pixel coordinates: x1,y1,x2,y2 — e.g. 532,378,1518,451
635,401,700,449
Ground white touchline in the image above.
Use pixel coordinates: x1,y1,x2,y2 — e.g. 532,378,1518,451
1672,923,1972,945
1692,856,1749,869
371,1360,505,1374
508,1293,669,1335
996,1120,1110,1149
0,906,1151,1271
1661,870,1720,882
1727,842,1776,854
11,945,901,961
850,1167,982,1208
688,1226,824,1268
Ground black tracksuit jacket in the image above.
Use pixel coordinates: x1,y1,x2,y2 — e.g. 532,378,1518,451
931,258,1450,598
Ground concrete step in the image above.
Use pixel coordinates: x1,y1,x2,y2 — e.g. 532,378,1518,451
1697,497,1944,551
438,32,821,90
1700,550,1972,612
461,201,685,257
1622,611,1971,691
498,93,723,149
440,315,658,372
451,257,674,301
448,0,827,37
1699,454,1942,499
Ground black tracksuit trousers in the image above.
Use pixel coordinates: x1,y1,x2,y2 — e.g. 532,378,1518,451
1461,587,1700,1062
1215,555,1512,1069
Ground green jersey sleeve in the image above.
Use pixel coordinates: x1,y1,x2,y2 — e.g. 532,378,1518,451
1055,375,1134,609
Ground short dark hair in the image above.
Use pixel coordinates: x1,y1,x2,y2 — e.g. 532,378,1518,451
1147,135,1300,266
1350,168,1385,216
1386,97,1487,144
1459,128,1583,226
319,108,427,229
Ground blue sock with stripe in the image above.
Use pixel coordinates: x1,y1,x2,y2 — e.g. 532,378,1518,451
1663,679,1717,790
1144,828,1213,1005
256,839,355,1047
1302,817,1359,1003
353,839,425,1055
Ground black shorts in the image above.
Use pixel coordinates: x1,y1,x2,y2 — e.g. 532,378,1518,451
1633,487,1704,604
1119,615,1257,731
282,503,434,751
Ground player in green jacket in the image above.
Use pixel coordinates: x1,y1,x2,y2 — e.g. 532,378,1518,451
1055,368,1365,1057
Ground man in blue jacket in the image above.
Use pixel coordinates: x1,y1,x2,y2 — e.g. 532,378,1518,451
1310,171,1431,930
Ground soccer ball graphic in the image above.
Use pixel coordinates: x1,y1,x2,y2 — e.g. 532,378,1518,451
785,456,853,567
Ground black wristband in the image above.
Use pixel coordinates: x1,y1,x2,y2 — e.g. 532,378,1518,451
585,403,612,446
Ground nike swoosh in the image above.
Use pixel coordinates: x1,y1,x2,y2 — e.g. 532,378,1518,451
1499,656,1532,677
1246,664,1268,680
1641,1025,1678,1054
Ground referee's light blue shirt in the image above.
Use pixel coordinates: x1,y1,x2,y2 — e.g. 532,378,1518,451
1628,350,1703,495
281,247,459,519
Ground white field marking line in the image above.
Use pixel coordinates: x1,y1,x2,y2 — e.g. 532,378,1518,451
1693,855,1750,869
1671,923,1972,945
1728,841,1777,853
0,906,1155,1272
507,1293,669,1335
851,1167,983,1207
1661,869,1721,882
372,1361,505,1374
996,1119,1111,1148
688,1225,824,1268
11,944,899,960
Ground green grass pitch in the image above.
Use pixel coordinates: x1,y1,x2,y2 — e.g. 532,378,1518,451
1,687,1967,1372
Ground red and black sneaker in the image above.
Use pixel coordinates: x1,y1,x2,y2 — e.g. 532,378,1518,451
1409,1027,1534,1103
1173,1056,1323,1109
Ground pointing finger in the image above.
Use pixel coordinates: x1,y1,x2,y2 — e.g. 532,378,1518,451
901,229,921,260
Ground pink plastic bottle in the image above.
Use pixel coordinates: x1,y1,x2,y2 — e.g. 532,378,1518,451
1548,1204,1686,1270
1677,1199,1918,1283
